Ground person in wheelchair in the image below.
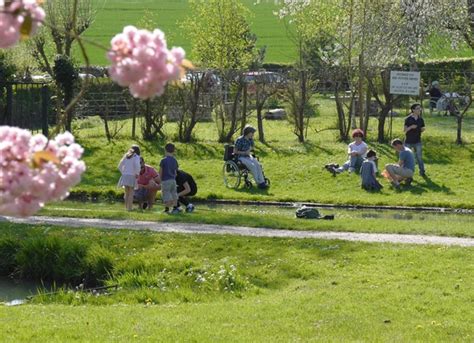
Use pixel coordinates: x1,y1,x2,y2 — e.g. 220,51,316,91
234,125,268,189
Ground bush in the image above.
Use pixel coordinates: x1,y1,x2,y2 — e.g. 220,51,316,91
14,236,116,286
15,236,88,284
85,245,115,285
0,238,20,276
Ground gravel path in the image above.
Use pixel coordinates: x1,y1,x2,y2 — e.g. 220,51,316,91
4,216,474,247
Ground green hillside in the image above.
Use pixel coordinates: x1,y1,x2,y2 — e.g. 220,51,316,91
83,0,295,65
81,0,471,66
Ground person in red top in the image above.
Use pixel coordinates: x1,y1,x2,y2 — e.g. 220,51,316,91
134,157,161,210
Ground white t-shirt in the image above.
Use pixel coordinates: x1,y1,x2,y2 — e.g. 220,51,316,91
118,154,141,176
348,141,368,158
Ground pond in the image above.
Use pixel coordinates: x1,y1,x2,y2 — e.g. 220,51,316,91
203,202,473,223
0,277,43,304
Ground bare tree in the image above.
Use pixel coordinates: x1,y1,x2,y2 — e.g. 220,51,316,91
247,72,285,143
174,71,210,143
215,71,248,143
30,0,95,76
283,68,315,143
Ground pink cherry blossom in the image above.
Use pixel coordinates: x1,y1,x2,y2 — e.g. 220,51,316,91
107,26,186,100
0,0,45,49
0,126,86,217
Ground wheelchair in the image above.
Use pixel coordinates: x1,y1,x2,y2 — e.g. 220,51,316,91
222,144,270,189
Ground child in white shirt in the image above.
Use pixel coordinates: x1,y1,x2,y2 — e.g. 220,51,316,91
118,145,141,211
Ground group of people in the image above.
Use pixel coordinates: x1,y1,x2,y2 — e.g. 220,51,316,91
326,103,426,190
117,144,197,213
116,102,426,211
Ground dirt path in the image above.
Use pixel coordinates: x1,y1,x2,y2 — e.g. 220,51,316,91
4,216,474,247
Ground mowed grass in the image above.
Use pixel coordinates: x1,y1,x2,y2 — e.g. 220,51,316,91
0,223,473,341
40,200,474,238
72,97,474,209
80,0,473,65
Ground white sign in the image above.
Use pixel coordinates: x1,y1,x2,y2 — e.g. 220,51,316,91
390,71,421,96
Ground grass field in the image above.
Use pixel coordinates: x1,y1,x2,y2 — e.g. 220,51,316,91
0,223,473,341
71,96,474,209
79,0,474,65
83,0,296,65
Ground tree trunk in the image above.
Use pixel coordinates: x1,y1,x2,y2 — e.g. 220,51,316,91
131,99,136,139
241,85,248,130
377,106,390,143
257,104,265,143
456,114,463,145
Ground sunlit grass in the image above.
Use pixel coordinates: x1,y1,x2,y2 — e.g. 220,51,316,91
71,96,474,208
0,222,473,341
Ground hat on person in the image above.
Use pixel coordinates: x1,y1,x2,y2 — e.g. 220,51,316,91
352,129,364,138
243,125,256,136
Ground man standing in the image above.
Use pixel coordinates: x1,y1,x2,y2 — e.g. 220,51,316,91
384,139,416,189
176,169,197,213
404,103,426,176
135,157,161,210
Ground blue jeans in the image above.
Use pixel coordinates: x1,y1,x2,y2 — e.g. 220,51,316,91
405,143,425,174
338,155,363,172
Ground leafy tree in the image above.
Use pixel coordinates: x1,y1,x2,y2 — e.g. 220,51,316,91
183,0,260,142
184,0,259,70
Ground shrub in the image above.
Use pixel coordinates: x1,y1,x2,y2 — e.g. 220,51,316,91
85,245,115,285
0,238,20,276
15,236,88,284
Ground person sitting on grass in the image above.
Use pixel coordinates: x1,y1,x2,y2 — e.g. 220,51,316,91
176,169,197,213
135,157,161,210
234,125,268,189
383,139,415,189
159,143,180,214
360,150,383,191
327,129,368,176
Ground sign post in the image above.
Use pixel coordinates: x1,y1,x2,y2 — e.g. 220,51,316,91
389,71,421,96
388,71,421,140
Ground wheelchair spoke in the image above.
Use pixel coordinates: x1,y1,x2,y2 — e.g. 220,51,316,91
223,161,241,188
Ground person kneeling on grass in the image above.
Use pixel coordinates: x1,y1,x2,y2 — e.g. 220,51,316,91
383,139,415,189
160,143,180,214
176,169,197,213
234,125,268,189
326,129,368,176
360,150,383,191
135,157,161,210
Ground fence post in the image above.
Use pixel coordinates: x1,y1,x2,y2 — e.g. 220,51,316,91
5,84,13,125
41,85,49,136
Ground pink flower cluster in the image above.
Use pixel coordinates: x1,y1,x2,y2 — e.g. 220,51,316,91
0,126,86,217
107,26,185,100
0,0,45,49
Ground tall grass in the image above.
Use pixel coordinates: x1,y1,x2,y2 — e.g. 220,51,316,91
0,235,114,286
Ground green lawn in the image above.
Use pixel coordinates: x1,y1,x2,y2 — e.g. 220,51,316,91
39,200,474,238
72,97,474,209
79,0,473,65
0,223,473,341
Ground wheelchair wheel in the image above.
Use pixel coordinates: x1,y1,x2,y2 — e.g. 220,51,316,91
244,179,253,188
223,160,241,189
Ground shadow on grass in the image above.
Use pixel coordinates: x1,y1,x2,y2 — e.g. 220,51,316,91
404,175,454,195
260,140,337,157
231,186,273,197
